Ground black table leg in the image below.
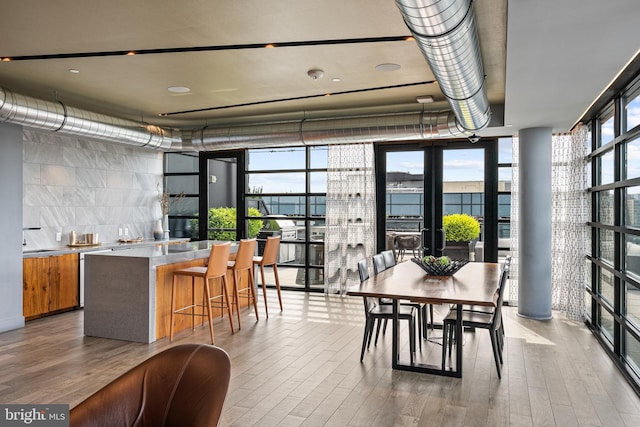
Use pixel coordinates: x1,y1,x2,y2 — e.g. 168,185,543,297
455,304,463,378
392,299,399,369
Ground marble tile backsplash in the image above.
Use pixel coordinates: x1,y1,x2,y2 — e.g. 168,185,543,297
22,129,164,249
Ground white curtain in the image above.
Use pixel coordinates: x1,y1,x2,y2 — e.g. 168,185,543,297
324,143,376,294
509,126,589,320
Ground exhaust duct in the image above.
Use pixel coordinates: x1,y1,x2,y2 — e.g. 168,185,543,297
192,111,462,151
0,87,174,150
395,0,491,132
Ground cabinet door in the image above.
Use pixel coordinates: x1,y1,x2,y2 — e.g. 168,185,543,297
23,257,50,318
49,253,79,312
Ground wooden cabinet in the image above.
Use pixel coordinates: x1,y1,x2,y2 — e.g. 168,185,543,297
23,257,50,318
23,253,79,319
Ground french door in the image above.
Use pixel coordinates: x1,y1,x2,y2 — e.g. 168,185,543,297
375,141,498,263
198,151,246,241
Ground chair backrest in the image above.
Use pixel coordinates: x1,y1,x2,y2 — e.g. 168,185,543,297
492,264,510,329
232,238,257,271
372,253,386,274
70,344,231,427
260,236,281,265
357,259,377,314
381,250,396,268
206,242,231,279
357,259,369,283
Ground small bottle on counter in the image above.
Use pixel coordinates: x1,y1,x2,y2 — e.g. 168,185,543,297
70,230,76,245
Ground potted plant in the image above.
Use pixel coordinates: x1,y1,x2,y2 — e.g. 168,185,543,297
442,213,481,261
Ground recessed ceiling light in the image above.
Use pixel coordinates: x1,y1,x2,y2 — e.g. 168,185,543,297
375,63,401,72
167,86,191,93
69,69,80,74
332,77,341,82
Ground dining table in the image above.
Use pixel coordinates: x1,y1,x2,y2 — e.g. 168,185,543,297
347,260,501,377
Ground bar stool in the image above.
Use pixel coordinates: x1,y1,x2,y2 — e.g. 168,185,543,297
253,236,282,318
170,242,233,344
228,238,258,329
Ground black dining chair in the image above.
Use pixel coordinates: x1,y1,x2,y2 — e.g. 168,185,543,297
357,259,417,363
381,250,396,268
377,250,431,340
441,263,510,378
461,255,511,345
372,253,387,274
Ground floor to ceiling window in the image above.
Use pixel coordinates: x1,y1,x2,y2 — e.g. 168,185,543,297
164,146,327,292
588,71,640,392
245,146,327,291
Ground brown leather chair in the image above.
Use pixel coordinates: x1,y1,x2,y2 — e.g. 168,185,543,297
70,344,231,427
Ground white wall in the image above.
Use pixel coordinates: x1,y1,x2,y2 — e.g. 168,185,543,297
22,129,164,249
0,123,25,332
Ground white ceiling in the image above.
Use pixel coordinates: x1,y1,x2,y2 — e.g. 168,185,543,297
0,0,638,139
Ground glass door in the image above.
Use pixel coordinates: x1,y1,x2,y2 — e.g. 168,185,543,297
198,152,245,241
377,143,491,263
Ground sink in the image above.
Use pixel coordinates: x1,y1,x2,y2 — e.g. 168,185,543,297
22,249,57,254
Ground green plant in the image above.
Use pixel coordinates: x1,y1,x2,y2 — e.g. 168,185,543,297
189,207,263,240
442,213,480,242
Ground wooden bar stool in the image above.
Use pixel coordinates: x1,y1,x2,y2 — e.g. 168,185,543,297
227,238,258,329
170,242,233,344
253,236,283,318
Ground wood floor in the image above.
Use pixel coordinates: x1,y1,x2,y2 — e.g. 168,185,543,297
1,291,640,427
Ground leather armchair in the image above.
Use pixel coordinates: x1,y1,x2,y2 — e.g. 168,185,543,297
70,344,231,427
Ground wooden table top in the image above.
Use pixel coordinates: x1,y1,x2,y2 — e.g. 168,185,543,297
347,261,501,307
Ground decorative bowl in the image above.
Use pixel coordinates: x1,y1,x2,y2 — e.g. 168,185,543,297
411,257,468,276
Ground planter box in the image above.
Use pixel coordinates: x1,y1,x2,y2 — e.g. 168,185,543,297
443,241,473,261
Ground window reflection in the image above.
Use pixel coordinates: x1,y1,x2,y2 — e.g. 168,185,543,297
601,114,615,146
626,137,640,179
626,91,640,131
599,149,614,184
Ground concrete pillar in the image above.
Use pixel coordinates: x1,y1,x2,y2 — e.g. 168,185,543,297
518,127,552,320
0,123,25,332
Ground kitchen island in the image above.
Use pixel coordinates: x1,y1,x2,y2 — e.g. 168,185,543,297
84,240,240,343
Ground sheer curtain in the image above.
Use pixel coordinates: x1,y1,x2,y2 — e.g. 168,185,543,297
509,126,589,320
324,143,376,294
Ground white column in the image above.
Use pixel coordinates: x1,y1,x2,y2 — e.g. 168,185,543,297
0,123,25,332
518,127,552,319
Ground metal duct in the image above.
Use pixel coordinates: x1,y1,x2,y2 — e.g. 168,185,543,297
191,111,462,151
395,0,491,132
0,87,174,150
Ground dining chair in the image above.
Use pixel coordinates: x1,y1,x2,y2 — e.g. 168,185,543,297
357,259,417,364
372,253,387,274
227,238,258,329
253,236,283,318
381,250,396,268
169,242,233,344
376,250,430,341
441,263,510,378
461,255,511,344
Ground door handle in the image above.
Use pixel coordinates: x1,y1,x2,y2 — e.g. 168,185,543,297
420,228,429,252
437,228,446,252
